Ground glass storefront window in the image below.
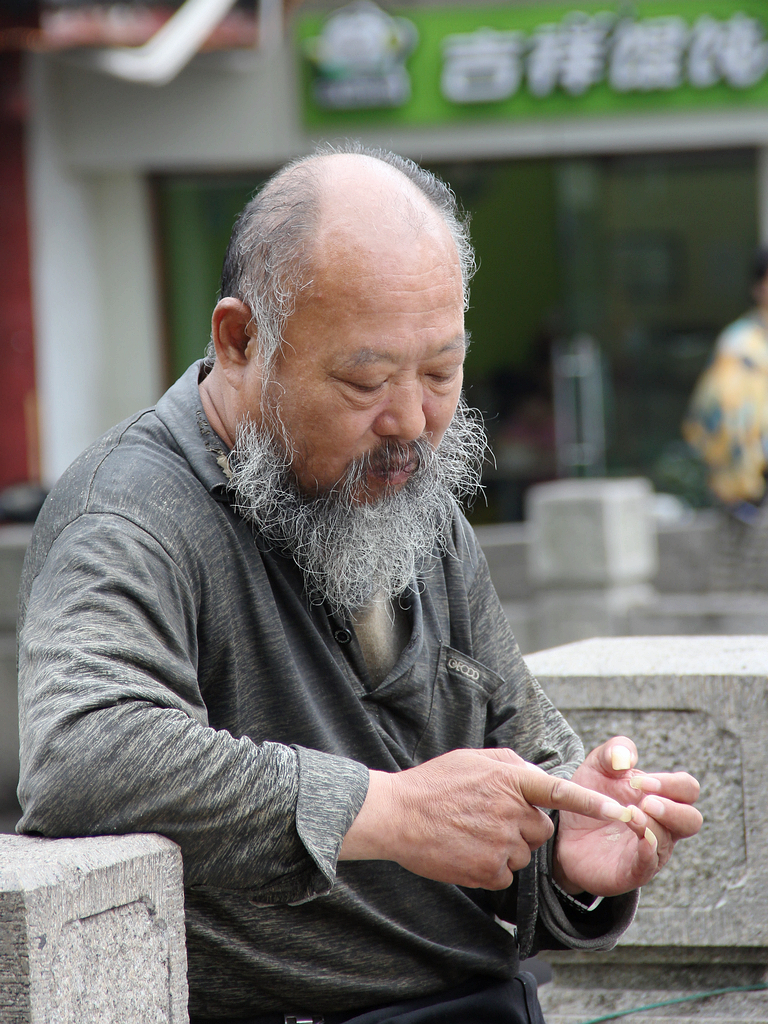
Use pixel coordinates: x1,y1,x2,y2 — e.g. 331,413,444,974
155,174,269,382
426,149,757,520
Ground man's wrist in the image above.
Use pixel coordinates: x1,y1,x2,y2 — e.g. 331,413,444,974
551,833,603,909
338,769,397,862
551,878,604,913
551,837,583,895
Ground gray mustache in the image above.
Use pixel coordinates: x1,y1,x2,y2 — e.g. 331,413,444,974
365,441,424,477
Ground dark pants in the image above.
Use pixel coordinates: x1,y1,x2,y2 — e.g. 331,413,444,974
190,973,546,1024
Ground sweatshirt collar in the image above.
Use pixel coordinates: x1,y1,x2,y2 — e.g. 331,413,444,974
154,360,233,501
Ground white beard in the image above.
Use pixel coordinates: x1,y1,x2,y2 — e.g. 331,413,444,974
226,398,487,614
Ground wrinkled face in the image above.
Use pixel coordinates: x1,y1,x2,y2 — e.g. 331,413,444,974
258,216,466,499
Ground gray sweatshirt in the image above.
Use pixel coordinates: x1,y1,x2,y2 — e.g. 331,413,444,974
17,362,637,1019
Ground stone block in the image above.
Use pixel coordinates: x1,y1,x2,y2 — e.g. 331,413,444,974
537,947,768,1023
654,513,717,594
525,636,768,1023
473,522,532,601
629,592,768,637
531,583,655,652
500,601,533,656
0,833,188,1024
526,478,657,588
708,507,768,593
0,527,31,632
0,635,19,810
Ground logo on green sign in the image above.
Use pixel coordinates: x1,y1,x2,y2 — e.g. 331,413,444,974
303,1,418,109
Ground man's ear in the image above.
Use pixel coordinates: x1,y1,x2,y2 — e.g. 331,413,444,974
211,298,255,369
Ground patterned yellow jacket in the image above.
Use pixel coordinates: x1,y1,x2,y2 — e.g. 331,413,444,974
683,311,768,504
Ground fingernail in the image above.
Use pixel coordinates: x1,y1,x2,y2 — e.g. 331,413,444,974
629,805,643,823
644,827,658,853
630,776,662,792
642,797,665,817
603,801,633,822
611,745,632,771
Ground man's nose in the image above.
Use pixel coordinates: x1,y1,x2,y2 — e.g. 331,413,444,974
373,383,427,441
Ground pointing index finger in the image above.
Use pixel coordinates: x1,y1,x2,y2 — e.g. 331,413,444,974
517,765,632,823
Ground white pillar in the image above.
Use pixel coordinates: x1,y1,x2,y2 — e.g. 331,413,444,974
24,57,165,486
25,54,104,486
91,172,164,433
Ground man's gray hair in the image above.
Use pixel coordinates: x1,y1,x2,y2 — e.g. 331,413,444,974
213,142,475,372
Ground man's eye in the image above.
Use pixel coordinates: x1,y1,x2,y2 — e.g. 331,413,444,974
348,381,383,394
428,371,458,385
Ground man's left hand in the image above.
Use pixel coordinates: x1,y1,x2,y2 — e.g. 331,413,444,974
553,736,703,898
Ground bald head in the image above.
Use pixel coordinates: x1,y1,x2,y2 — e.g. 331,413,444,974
313,152,454,237
312,153,459,278
216,144,474,371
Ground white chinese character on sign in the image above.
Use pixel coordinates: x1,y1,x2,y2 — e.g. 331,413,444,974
687,15,722,88
441,28,524,103
688,14,768,90
526,13,611,98
719,13,768,89
609,16,688,91
559,12,612,96
527,23,561,97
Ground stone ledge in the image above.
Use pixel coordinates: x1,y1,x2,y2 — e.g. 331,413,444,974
525,637,768,1023
538,941,768,1021
527,637,768,949
0,833,188,1024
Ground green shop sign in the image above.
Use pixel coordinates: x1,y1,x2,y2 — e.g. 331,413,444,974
296,0,768,127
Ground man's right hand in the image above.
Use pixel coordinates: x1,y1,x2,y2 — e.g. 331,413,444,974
338,748,632,890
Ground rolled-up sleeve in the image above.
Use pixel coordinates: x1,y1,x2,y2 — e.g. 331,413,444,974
291,746,369,902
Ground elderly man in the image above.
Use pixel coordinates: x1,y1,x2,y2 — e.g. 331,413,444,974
17,146,701,1024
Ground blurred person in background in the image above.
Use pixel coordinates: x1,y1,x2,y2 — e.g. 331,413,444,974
684,247,768,586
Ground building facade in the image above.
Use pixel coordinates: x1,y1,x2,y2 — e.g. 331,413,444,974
15,1,768,519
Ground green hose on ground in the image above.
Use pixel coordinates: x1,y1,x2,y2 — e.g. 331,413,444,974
574,982,768,1024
